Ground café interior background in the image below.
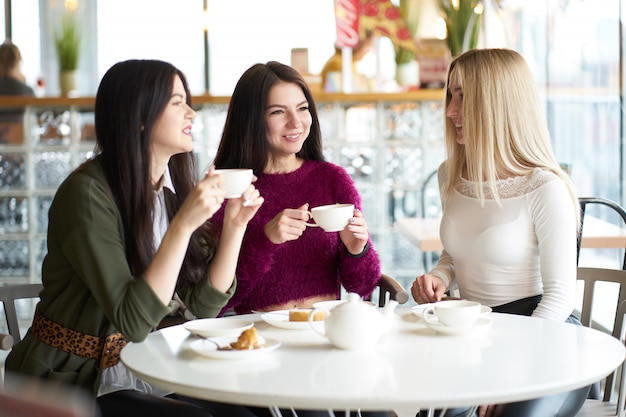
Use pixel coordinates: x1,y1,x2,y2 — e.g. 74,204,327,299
1,0,626,290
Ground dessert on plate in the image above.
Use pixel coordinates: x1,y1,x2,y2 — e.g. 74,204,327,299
228,327,265,350
288,308,325,322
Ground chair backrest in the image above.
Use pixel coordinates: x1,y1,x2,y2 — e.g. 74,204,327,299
0,283,43,347
420,169,441,219
419,169,442,272
614,308,626,417
375,274,409,307
577,267,626,402
577,197,626,270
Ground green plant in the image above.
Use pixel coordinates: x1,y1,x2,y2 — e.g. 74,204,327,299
436,0,483,57
54,12,81,71
395,0,422,64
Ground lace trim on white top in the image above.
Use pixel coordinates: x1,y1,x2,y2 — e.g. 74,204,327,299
456,168,556,199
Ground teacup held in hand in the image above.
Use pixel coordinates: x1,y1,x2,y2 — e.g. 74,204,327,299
424,300,482,328
305,203,354,232
214,169,253,199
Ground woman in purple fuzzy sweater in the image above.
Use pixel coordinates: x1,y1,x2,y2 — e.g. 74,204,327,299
212,61,381,315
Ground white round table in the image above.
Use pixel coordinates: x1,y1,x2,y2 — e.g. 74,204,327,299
121,310,625,417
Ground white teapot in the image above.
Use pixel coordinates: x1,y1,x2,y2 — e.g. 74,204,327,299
309,292,398,350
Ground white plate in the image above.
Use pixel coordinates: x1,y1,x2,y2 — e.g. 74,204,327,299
189,336,281,359
183,318,254,338
424,317,492,336
411,303,492,318
261,310,325,330
312,300,376,310
312,300,346,310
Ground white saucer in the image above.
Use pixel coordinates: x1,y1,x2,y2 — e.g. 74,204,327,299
189,337,281,359
312,300,376,310
261,310,325,330
312,300,346,310
183,318,254,338
424,317,492,335
411,303,492,318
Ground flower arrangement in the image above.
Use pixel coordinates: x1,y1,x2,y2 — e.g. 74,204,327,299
395,0,423,65
436,0,483,57
359,0,418,64
54,11,81,72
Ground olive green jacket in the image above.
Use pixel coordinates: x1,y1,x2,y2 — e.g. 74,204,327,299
5,156,235,394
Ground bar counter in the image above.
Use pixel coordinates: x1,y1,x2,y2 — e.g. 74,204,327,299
0,89,445,108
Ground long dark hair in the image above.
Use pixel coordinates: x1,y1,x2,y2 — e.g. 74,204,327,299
213,61,325,175
94,59,215,287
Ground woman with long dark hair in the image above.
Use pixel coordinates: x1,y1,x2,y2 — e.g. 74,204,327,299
5,59,263,417
212,61,381,316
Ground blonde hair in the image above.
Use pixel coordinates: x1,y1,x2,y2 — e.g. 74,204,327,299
441,48,580,226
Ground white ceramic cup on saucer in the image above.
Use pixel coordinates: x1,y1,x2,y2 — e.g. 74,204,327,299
214,168,253,198
423,299,482,328
305,203,354,232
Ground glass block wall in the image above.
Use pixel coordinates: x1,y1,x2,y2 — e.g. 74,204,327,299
0,95,446,308
0,106,96,286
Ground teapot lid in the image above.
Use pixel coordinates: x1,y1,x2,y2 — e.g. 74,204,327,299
333,292,374,313
346,293,361,303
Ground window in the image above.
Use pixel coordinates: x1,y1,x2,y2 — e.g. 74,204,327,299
10,0,338,96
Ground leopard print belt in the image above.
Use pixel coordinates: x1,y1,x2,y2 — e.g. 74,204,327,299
32,309,127,369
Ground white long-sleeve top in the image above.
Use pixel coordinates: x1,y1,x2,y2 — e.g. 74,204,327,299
430,165,577,321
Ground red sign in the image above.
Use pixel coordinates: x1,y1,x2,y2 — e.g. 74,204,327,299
333,0,360,48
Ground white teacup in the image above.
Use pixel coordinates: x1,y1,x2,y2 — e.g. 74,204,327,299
423,300,482,328
214,169,253,198
305,203,354,232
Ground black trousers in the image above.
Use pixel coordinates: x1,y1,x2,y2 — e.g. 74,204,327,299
97,390,259,417
419,295,594,417
97,392,388,417
245,408,390,417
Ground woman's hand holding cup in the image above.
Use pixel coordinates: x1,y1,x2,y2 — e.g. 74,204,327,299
339,208,370,255
264,203,309,244
175,166,225,233
223,183,264,227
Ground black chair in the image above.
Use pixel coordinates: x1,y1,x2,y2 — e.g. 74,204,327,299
577,197,626,270
420,169,442,272
576,267,626,415
373,273,409,307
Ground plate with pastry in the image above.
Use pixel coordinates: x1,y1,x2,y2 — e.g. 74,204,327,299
183,318,254,338
261,308,325,330
189,327,281,359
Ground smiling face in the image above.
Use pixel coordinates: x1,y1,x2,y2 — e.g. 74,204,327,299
446,82,464,145
151,75,196,165
265,81,312,168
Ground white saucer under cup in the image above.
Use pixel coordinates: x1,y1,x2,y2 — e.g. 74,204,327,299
424,299,482,328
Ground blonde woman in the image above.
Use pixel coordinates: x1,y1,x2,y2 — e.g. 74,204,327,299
412,49,588,417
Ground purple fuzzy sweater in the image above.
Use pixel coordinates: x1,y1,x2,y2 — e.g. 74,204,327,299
214,160,381,314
